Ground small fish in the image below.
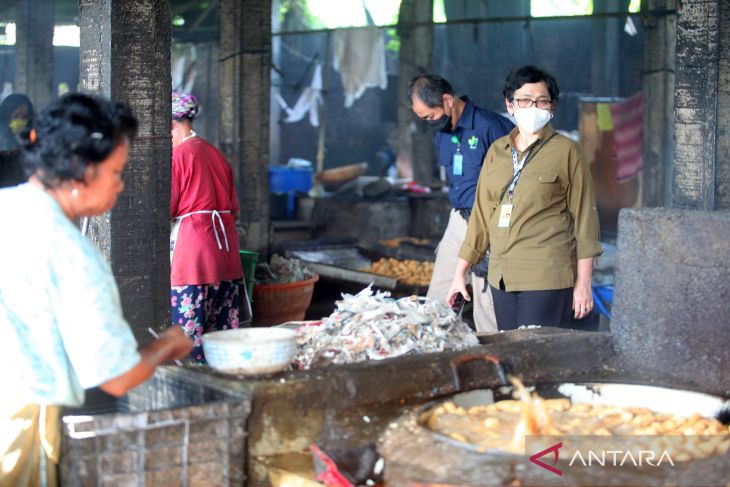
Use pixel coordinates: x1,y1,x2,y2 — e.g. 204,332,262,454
292,284,478,369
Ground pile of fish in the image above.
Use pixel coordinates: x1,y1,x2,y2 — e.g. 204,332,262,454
255,254,314,284
292,285,479,369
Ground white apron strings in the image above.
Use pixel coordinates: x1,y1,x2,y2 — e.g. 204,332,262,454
170,210,232,264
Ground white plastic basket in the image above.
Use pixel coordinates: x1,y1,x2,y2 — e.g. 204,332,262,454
202,328,297,374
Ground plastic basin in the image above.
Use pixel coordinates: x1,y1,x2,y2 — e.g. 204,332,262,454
252,275,319,326
201,327,297,374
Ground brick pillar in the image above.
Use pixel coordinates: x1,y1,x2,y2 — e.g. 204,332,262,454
78,0,172,341
641,0,677,207
672,0,730,210
14,0,55,110
219,0,271,254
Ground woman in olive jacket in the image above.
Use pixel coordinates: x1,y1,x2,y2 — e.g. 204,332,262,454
447,66,602,330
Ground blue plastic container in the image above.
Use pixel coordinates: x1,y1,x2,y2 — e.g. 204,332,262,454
592,285,614,320
268,166,313,219
268,166,313,193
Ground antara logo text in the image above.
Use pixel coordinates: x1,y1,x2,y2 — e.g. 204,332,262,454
529,442,563,476
529,441,676,476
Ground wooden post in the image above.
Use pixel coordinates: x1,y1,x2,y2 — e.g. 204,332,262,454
315,30,331,174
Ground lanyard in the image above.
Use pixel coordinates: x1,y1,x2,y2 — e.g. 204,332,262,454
451,134,463,176
498,132,558,204
507,149,529,202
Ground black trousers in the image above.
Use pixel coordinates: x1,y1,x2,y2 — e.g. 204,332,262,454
490,284,574,330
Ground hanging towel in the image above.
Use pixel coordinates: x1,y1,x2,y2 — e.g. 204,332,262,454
332,27,387,108
275,63,323,127
610,92,643,181
596,103,614,131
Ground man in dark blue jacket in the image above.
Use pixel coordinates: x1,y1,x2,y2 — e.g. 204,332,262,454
408,75,513,332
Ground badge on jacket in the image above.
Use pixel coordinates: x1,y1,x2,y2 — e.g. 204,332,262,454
453,152,463,176
498,204,513,228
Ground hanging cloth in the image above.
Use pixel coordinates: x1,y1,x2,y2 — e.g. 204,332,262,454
275,64,323,127
610,92,643,181
332,27,387,108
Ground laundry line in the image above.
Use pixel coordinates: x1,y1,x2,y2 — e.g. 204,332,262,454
270,9,670,38
276,24,387,115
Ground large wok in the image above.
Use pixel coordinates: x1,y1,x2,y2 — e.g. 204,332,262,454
380,361,730,487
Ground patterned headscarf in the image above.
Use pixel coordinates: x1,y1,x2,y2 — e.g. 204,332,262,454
172,91,199,120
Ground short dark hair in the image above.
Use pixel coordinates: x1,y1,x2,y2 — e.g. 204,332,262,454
406,74,454,108
502,66,559,103
18,93,138,188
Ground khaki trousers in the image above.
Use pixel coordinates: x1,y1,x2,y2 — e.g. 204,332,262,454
0,397,60,487
427,209,498,333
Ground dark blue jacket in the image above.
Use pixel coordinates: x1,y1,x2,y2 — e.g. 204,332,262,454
434,97,514,209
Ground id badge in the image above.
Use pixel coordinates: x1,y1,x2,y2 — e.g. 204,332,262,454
452,153,463,176
498,204,513,228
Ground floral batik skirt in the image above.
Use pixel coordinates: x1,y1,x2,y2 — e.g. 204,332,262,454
171,279,249,362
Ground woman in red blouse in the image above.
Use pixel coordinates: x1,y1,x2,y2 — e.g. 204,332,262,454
170,92,247,361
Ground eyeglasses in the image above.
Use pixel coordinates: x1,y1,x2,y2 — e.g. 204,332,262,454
512,98,552,110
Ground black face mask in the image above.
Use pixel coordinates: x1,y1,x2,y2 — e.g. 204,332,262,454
425,114,452,133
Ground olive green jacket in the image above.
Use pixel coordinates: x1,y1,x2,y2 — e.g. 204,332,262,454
459,124,602,292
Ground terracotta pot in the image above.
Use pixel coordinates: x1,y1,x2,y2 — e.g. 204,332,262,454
252,275,319,326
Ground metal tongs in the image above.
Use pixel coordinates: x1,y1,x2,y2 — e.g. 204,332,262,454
451,283,473,316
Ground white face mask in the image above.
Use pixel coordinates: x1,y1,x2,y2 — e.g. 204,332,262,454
512,106,552,134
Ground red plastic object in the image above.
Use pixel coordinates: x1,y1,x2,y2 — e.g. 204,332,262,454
311,444,353,487
401,180,432,193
